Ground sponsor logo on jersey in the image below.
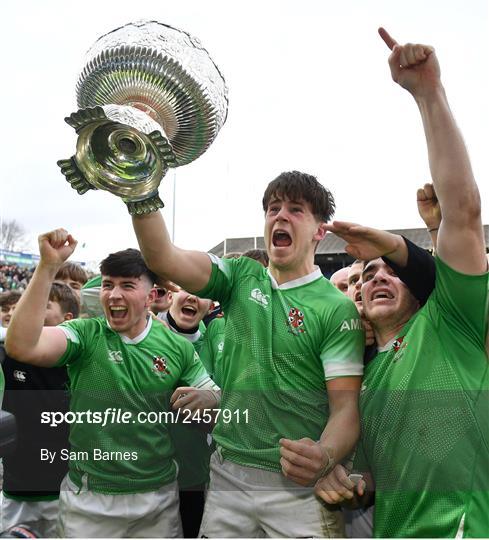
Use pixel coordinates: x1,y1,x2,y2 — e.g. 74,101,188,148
287,307,306,334
13,370,26,382
152,356,170,376
108,350,124,364
340,319,363,331
217,341,224,352
249,288,270,308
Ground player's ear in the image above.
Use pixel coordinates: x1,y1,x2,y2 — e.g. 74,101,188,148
313,222,327,242
63,312,74,321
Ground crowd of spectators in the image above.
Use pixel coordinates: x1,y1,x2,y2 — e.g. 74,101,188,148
0,264,35,293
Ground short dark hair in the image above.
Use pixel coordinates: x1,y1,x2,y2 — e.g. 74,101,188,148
99,248,157,285
0,290,22,308
222,252,242,260
242,249,269,267
49,282,80,318
55,262,89,286
262,171,335,222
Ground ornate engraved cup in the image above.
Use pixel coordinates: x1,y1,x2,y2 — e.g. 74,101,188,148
58,20,228,214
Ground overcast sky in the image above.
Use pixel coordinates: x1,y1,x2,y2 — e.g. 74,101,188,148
3,0,487,268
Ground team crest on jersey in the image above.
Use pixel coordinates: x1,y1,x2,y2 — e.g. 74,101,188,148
152,356,170,376
392,336,407,362
287,307,306,334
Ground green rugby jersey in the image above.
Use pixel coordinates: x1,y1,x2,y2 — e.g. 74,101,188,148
57,316,209,494
196,255,364,471
357,257,489,538
200,316,226,387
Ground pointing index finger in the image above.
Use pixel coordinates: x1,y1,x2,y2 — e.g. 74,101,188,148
378,27,398,50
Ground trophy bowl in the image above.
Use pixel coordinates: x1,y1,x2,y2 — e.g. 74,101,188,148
58,20,228,214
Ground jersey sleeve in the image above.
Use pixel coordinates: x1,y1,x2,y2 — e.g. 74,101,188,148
55,318,88,366
382,236,436,306
199,322,217,380
194,254,236,311
179,340,213,388
320,299,364,380
431,256,489,348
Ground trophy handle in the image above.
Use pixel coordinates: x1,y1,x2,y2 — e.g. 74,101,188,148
57,107,180,215
57,157,94,195
125,194,165,215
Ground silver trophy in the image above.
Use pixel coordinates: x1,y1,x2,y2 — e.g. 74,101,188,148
58,20,228,214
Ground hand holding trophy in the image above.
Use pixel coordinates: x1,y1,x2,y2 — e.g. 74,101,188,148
58,20,228,215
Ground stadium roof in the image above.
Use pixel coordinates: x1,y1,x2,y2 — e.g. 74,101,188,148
209,225,489,256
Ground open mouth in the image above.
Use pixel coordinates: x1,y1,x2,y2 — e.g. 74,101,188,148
109,306,128,320
354,291,362,303
371,290,394,301
181,305,197,317
272,230,292,247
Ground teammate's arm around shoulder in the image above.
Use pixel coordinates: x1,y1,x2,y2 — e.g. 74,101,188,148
5,229,74,367
132,211,212,293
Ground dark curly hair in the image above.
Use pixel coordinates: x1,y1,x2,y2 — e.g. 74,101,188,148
262,171,335,222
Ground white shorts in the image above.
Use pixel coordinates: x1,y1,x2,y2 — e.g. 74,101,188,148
344,506,374,538
199,451,344,538
57,474,182,538
1,495,58,538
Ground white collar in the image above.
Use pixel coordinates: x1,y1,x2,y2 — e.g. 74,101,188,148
377,336,399,353
107,315,153,345
267,266,323,290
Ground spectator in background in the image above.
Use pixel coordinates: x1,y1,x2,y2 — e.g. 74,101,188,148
221,251,242,259
151,286,174,317
159,290,214,538
0,291,22,329
242,249,269,267
0,265,34,292
54,261,89,299
346,261,375,348
330,266,349,293
2,282,79,537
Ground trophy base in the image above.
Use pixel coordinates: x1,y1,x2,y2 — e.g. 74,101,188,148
125,194,164,215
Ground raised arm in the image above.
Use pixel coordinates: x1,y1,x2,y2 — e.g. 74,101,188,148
132,211,212,293
5,229,76,366
417,183,440,249
379,27,486,275
325,221,435,305
324,221,408,267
